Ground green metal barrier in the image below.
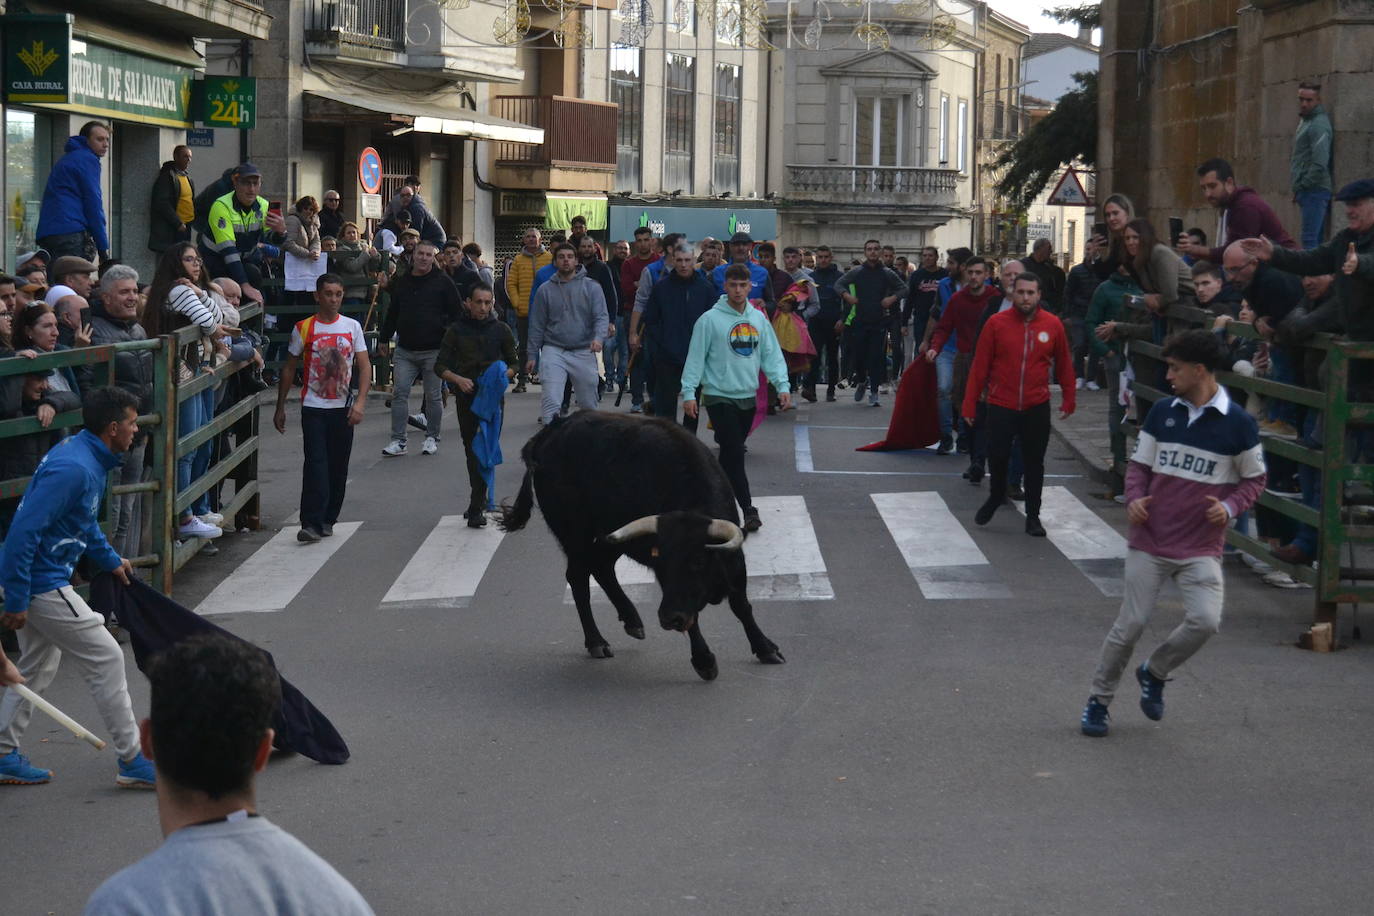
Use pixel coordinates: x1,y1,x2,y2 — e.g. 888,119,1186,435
0,303,266,598
1122,302,1372,626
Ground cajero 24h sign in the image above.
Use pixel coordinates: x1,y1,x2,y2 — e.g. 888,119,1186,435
194,76,256,130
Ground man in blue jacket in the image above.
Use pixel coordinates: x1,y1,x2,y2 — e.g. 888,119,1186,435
642,242,717,430
0,387,154,788
36,121,111,263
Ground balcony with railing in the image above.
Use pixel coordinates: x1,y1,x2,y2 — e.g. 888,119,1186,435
305,0,407,66
492,96,619,191
68,0,271,39
785,164,961,207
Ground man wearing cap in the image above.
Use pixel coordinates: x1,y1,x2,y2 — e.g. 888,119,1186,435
44,255,97,308
711,232,774,307
36,121,111,264
200,164,286,306
1241,179,1374,364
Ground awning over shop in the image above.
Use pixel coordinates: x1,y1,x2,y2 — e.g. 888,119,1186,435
544,194,607,231
302,70,543,145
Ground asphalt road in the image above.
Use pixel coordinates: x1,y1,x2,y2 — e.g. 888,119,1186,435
5,383,1371,915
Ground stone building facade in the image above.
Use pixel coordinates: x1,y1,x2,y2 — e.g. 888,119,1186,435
1098,0,1374,242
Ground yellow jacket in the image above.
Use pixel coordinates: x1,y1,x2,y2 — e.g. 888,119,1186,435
505,247,552,318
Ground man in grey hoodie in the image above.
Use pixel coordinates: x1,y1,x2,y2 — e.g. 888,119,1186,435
527,242,609,424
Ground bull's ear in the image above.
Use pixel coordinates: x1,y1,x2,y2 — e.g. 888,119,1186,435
704,519,744,551
605,514,659,543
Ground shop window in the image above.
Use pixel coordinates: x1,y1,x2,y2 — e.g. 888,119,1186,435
712,63,741,196
611,44,643,191
664,54,695,195
5,110,54,271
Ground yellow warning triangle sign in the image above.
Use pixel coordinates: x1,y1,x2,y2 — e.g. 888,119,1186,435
1047,168,1091,206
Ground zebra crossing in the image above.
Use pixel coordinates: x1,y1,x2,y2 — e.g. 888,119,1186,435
191,487,1129,617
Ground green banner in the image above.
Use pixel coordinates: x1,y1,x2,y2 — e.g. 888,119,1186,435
3,14,73,104
68,41,195,128
194,75,256,129
544,196,607,231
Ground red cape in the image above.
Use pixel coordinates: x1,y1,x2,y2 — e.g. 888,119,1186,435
856,357,943,451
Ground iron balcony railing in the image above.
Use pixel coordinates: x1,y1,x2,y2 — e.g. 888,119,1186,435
305,0,406,53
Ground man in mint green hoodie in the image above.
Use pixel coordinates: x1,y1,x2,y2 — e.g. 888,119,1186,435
681,263,791,532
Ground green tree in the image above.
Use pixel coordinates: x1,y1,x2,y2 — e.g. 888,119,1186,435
993,70,1097,212
1049,4,1101,29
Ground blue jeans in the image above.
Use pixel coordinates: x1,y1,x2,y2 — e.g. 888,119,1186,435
1267,344,1300,426
176,386,217,520
605,321,627,388
1296,189,1331,250
935,348,955,436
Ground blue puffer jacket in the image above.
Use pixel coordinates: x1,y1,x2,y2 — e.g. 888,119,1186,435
0,430,122,613
36,135,109,252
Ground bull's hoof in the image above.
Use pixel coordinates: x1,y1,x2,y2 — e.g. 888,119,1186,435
587,644,614,659
693,656,719,681
756,648,786,665
624,625,646,640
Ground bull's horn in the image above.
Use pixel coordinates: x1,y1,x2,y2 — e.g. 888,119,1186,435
605,515,659,543
705,519,745,551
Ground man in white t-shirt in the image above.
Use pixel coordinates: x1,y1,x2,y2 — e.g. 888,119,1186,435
84,634,374,915
272,273,371,542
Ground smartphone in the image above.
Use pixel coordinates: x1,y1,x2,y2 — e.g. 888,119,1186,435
1169,217,1185,245
268,201,283,217
79,306,91,327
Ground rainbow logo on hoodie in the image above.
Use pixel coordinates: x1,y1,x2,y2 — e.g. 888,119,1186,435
728,321,759,357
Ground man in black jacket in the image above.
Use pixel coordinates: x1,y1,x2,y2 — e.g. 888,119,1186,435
642,243,716,429
148,146,194,254
835,240,905,407
89,264,154,557
1063,234,1104,388
378,241,461,457
576,234,619,392
1020,239,1067,312
804,245,844,402
442,240,482,300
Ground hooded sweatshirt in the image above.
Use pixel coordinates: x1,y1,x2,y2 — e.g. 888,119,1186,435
37,135,109,251
0,430,123,612
679,296,790,402
527,265,608,351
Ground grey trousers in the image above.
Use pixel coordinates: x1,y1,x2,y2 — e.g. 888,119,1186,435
390,346,443,442
538,345,600,423
0,587,141,760
109,440,147,560
1090,549,1224,703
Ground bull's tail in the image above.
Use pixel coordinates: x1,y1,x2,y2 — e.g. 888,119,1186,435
497,466,536,532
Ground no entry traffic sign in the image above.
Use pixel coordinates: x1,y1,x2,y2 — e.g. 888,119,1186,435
358,147,383,195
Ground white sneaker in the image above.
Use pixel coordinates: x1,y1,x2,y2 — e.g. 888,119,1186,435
1075,378,1085,390
198,512,225,526
177,517,223,539
879,385,891,395
1263,570,1311,589
1086,381,1101,391
422,436,438,455
382,440,407,457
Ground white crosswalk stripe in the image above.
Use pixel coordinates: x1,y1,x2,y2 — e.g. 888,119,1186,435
1022,486,1128,596
191,488,1127,615
381,516,505,608
872,491,1012,599
570,494,834,604
194,522,363,616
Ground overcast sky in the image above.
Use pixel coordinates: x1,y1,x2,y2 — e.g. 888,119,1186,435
984,1,1096,39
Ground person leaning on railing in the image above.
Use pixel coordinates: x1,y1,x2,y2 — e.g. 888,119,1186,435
142,242,228,543
14,301,88,398
0,370,78,537
331,221,380,316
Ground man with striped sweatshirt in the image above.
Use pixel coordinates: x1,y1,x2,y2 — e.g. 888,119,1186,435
1081,329,1266,737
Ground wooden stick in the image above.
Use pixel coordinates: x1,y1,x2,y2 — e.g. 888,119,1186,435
10,684,106,750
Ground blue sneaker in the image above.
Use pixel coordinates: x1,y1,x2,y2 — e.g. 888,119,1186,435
0,749,52,785
1080,697,1110,737
116,752,156,789
1136,662,1167,721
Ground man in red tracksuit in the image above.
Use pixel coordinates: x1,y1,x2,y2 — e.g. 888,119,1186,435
962,272,1075,536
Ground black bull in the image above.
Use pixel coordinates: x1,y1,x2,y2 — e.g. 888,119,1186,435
499,412,785,680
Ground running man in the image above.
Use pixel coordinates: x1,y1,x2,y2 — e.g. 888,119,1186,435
1081,329,1266,737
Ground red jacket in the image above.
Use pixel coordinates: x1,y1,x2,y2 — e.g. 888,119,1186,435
929,285,994,354
962,306,1076,418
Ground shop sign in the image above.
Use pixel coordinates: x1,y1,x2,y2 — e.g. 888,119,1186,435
609,205,778,242
3,14,73,104
68,41,195,127
194,76,256,129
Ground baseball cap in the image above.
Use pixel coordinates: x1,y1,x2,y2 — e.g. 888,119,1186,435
232,162,261,178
